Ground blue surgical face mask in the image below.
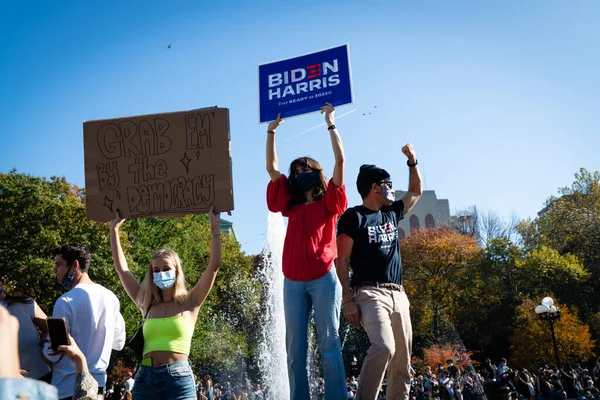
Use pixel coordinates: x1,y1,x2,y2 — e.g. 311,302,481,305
153,270,176,290
295,171,318,192
61,264,75,291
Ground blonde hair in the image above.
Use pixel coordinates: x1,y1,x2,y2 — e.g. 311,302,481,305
136,248,188,310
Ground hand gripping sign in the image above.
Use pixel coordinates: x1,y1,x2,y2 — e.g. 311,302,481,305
83,107,234,222
258,44,354,123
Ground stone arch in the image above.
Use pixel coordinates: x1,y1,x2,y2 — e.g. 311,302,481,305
425,214,435,228
398,228,406,240
410,215,420,231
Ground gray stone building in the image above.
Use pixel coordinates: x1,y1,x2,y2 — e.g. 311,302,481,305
395,190,450,238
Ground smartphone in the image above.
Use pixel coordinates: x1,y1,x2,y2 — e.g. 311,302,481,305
47,317,71,352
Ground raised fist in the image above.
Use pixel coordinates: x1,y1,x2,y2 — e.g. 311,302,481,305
402,143,416,162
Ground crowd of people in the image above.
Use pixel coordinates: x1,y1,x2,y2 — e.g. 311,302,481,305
408,357,600,400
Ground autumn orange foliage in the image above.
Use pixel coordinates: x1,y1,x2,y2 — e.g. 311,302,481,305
401,226,481,301
419,343,479,371
510,298,595,369
109,359,135,385
400,227,483,340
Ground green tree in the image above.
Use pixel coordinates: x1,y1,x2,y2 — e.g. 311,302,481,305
453,238,589,362
452,237,522,361
520,168,600,314
0,170,116,313
515,246,589,301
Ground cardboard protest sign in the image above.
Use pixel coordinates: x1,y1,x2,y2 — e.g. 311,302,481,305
83,107,233,222
258,44,354,124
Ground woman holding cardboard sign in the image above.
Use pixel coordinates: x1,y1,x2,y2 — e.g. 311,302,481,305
266,103,348,399
109,206,221,400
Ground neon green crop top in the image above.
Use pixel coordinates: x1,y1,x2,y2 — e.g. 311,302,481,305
143,316,194,356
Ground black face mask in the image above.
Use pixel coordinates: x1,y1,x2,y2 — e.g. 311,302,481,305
295,171,318,192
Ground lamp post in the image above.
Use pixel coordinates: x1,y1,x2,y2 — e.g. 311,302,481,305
352,356,358,376
535,296,561,367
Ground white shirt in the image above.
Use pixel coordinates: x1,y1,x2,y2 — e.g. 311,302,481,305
51,283,125,399
7,301,52,379
124,377,135,392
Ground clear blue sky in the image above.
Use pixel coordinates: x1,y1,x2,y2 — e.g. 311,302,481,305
1,1,599,254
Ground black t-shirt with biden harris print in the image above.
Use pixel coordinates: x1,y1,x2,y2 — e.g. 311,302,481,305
337,200,404,288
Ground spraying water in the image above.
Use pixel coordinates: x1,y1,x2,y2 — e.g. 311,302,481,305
439,321,487,400
258,212,290,399
307,316,320,398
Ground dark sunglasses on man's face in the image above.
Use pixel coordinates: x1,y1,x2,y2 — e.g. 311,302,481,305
378,181,393,189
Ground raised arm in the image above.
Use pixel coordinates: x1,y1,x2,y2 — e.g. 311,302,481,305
337,234,360,328
400,143,423,214
321,103,344,186
189,206,222,308
109,212,142,305
266,114,284,182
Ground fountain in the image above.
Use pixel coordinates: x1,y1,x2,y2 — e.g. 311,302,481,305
438,320,487,400
307,316,320,398
257,212,290,399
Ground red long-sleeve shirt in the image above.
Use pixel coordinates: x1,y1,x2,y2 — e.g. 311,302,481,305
267,174,348,281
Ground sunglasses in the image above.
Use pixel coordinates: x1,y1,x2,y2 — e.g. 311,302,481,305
378,181,393,189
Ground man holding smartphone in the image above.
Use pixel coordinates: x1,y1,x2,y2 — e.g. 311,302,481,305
45,243,126,400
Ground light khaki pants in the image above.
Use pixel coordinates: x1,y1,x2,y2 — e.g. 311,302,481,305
355,286,412,400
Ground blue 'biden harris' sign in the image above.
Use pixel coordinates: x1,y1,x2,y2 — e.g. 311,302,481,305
258,44,354,124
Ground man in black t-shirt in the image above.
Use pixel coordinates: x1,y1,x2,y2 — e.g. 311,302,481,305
336,143,422,400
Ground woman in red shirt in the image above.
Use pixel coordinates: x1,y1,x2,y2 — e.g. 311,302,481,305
266,103,348,399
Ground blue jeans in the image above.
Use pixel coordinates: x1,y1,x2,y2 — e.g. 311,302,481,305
133,359,196,400
0,378,57,400
284,267,346,400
